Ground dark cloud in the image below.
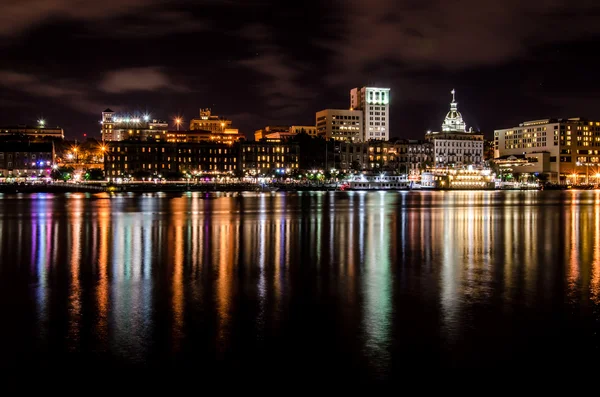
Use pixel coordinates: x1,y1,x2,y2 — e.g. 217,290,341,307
1,0,600,139
237,24,318,119
326,0,600,82
0,70,103,114
0,0,160,36
99,67,187,93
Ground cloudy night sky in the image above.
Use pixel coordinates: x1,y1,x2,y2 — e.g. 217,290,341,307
1,0,600,140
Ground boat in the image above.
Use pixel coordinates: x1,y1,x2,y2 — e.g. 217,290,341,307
345,173,410,190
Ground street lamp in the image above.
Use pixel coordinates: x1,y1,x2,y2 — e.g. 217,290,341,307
175,117,182,131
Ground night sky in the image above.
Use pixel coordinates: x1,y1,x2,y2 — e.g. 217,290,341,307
1,0,600,140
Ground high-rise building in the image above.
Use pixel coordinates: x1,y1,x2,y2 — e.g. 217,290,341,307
350,86,390,141
425,90,484,167
315,109,363,142
189,109,232,132
100,109,169,142
494,117,600,183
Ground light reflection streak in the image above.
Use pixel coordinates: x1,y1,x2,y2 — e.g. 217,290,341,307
68,198,82,351
362,205,392,376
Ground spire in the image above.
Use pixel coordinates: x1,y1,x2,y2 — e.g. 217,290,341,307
442,89,467,132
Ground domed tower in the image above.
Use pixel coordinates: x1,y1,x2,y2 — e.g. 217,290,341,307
441,89,467,132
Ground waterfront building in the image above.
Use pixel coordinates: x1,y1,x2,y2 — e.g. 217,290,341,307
189,108,232,132
104,141,239,179
100,109,169,142
0,120,64,140
315,109,363,142
425,90,484,167
240,141,300,175
0,141,55,178
494,117,600,183
338,139,433,172
350,86,390,141
494,152,552,179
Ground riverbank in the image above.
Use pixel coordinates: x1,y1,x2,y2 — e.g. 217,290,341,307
0,182,339,194
0,182,585,194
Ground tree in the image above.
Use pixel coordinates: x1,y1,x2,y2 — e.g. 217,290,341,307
86,168,104,181
51,166,74,181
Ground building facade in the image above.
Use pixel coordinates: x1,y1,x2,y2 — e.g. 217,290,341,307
1,123,64,140
0,141,55,178
339,139,433,171
254,126,291,141
189,109,232,132
425,90,484,167
240,142,300,175
494,117,600,182
166,129,245,144
290,125,317,137
350,86,390,141
104,141,240,178
100,109,169,142
315,109,363,142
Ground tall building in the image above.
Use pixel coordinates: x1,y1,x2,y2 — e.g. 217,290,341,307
425,90,484,167
494,117,600,183
315,109,363,142
350,86,390,141
100,109,169,142
189,109,232,132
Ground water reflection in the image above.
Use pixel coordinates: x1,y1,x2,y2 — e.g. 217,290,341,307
1,191,600,371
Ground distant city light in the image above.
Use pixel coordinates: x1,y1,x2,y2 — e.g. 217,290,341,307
143,114,150,122
38,119,45,127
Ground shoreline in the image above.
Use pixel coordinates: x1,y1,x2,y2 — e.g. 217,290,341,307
0,183,579,194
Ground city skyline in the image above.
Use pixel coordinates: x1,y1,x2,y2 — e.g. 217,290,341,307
1,1,600,140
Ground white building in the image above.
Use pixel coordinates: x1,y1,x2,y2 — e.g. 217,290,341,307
350,86,390,141
425,90,484,167
101,108,169,142
315,109,363,142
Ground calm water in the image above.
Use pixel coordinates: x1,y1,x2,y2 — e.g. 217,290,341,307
1,190,599,374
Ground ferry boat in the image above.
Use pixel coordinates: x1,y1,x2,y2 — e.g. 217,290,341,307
421,169,495,190
344,174,410,190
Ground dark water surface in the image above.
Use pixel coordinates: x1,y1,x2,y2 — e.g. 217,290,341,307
1,190,599,374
